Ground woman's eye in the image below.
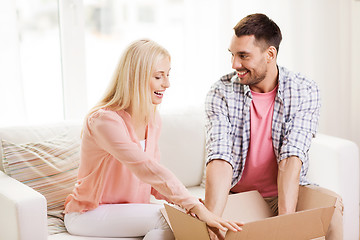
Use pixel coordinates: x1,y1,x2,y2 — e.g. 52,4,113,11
155,76,161,80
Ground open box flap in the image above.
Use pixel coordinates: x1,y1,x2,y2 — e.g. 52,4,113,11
164,188,336,240
164,204,209,240
222,190,275,222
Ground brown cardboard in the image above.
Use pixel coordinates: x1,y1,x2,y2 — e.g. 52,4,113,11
163,187,336,240
222,190,275,222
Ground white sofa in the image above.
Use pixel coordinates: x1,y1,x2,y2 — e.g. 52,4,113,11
0,110,359,240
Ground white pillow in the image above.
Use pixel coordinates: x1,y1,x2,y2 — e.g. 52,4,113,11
1,137,80,235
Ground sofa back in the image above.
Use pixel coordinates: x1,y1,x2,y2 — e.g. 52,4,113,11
0,111,206,187
159,110,206,187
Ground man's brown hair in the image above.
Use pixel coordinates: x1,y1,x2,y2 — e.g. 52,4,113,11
233,13,282,53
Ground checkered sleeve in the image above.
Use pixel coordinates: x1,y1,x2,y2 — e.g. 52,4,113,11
279,80,321,164
205,83,234,167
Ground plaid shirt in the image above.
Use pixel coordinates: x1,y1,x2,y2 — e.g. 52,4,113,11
205,66,321,187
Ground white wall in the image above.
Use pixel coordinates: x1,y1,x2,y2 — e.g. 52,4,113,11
282,0,353,141
351,0,360,151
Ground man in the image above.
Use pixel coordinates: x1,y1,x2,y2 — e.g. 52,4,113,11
204,13,343,240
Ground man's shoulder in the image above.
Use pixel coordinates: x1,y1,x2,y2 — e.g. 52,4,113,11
278,66,319,91
206,72,239,104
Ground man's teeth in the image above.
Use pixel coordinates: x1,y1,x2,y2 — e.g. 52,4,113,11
238,71,247,75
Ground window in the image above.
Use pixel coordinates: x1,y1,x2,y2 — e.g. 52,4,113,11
0,0,230,125
83,0,190,112
0,0,63,125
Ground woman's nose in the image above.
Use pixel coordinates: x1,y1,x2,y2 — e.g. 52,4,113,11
162,77,170,88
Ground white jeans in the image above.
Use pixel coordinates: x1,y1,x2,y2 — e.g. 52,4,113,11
64,203,174,240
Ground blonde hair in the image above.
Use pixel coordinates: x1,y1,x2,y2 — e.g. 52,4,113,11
87,39,170,124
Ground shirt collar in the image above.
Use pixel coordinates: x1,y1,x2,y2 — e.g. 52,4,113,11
230,73,252,97
277,65,285,101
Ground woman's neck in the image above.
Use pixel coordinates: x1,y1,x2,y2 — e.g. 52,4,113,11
125,108,147,140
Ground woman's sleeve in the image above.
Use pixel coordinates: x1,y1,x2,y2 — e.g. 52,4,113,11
88,111,200,211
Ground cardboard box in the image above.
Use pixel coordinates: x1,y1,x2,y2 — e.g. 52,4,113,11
163,186,336,240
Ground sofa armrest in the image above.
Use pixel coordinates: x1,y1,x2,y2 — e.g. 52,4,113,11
0,171,48,240
308,133,359,240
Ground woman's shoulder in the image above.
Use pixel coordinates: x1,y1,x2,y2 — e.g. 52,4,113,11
87,108,128,127
88,108,116,119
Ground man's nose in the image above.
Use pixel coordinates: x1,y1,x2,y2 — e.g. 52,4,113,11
232,56,242,70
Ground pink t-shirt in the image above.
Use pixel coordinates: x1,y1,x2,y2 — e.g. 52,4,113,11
231,86,278,197
64,109,199,213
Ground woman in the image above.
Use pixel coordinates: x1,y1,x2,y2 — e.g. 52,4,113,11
64,39,241,239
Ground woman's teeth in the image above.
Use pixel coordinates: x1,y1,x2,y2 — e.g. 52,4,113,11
154,91,163,96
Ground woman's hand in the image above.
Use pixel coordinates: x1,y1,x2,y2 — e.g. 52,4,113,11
189,203,243,236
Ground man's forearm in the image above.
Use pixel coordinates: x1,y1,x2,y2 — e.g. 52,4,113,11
205,160,233,216
277,156,302,215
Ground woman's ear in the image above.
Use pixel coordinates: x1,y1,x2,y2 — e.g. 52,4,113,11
266,46,277,63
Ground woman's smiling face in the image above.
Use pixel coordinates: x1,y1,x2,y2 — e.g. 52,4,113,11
149,56,171,105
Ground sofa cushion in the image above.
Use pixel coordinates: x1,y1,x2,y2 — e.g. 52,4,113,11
1,137,80,235
0,122,81,172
